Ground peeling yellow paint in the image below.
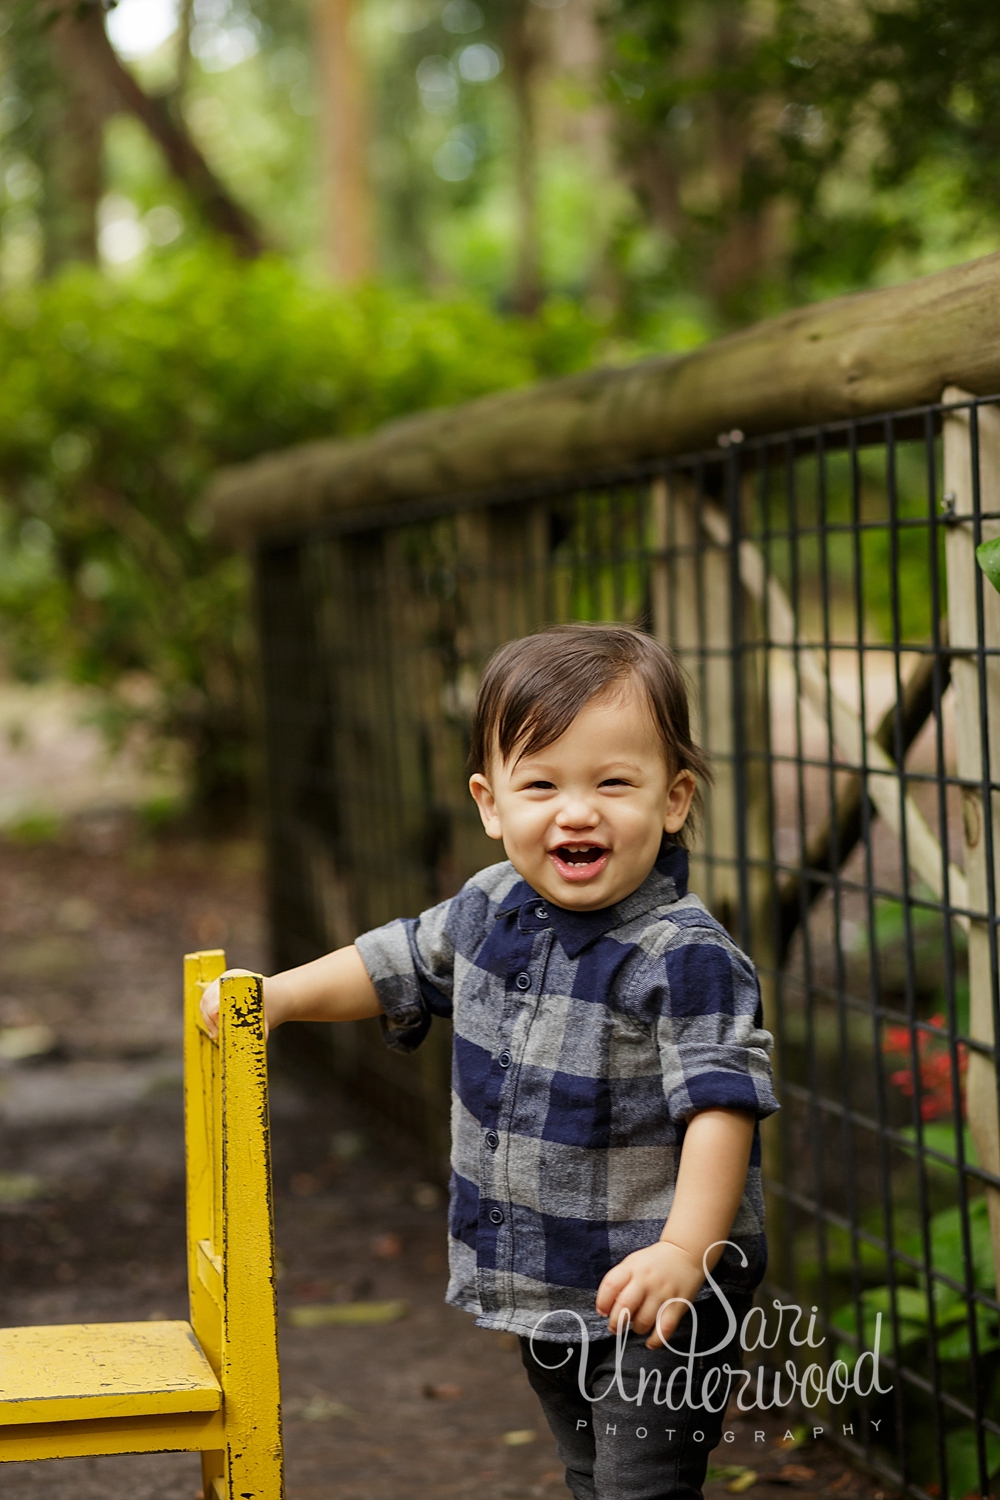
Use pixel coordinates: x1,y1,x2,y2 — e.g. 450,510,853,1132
0,952,285,1499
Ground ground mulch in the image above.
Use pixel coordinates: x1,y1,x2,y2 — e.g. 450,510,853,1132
0,819,901,1498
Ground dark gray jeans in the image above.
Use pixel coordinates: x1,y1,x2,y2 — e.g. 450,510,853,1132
520,1295,750,1500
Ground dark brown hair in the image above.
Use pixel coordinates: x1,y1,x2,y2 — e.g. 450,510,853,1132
468,623,710,847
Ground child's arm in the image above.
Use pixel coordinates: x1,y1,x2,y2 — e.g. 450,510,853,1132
596,1107,756,1350
199,945,382,1039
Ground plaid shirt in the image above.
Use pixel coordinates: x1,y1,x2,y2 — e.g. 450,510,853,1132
355,845,778,1342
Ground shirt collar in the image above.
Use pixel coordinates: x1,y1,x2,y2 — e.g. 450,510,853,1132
497,843,689,959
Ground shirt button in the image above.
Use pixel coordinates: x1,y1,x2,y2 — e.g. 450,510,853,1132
485,1130,499,1150
515,971,531,991
489,1208,504,1225
534,905,548,920
498,1049,512,1069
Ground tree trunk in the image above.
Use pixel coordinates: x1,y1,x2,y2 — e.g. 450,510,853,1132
48,1,266,258
314,0,373,283
506,0,542,314
40,47,104,267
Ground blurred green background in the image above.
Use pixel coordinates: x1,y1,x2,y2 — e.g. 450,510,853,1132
2,0,1000,820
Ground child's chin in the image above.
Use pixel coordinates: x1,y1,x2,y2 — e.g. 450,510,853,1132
547,875,615,910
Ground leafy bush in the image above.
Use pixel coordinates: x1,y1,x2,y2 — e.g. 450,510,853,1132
0,247,604,813
832,1197,1000,1498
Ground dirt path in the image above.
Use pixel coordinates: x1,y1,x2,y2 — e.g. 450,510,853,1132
0,821,899,1498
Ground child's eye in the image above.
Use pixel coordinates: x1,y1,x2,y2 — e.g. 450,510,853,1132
600,777,631,787
524,779,555,790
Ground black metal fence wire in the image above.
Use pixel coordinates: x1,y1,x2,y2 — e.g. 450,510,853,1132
255,393,1000,1499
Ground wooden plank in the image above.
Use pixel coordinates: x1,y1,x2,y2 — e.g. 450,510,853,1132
0,1323,220,1426
0,1408,226,1462
197,1240,223,1308
218,972,285,1500
185,951,225,1378
651,473,786,1285
208,253,1000,542
649,474,737,922
943,388,1000,1288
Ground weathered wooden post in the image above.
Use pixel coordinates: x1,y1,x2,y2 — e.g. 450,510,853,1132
650,475,733,921
649,474,774,968
943,386,1000,1285
650,469,784,1281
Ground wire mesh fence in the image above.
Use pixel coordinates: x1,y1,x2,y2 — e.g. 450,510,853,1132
254,391,1000,1499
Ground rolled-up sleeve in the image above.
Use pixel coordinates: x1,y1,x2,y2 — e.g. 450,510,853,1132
648,930,779,1121
355,895,457,1054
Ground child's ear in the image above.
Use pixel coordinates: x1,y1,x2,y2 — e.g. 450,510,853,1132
663,769,696,835
469,773,504,840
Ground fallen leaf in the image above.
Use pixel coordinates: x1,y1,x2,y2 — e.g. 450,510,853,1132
423,1382,461,1400
771,1466,816,1482
413,1182,442,1209
727,1472,758,1495
286,1298,409,1328
0,1024,56,1062
0,1172,43,1204
503,1428,537,1446
372,1232,403,1259
708,1469,752,1482
299,1395,357,1422
776,1427,809,1450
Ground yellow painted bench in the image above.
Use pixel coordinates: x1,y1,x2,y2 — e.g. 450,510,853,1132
0,951,284,1500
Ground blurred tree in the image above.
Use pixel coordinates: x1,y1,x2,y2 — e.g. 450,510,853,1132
0,0,624,308
56,0,267,255
315,0,374,280
44,7,106,265
0,0,103,273
0,0,268,272
501,0,542,313
603,0,1000,326
0,246,604,814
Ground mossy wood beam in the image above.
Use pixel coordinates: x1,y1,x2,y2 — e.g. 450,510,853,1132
208,251,1000,541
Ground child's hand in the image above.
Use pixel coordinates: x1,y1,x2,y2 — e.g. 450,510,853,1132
198,946,381,1039
199,969,260,1040
596,1240,706,1350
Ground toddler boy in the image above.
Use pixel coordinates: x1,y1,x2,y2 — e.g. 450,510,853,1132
203,623,778,1499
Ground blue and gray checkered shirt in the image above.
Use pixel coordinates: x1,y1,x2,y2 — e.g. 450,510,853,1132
355,844,778,1342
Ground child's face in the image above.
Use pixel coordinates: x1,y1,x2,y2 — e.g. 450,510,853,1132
468,684,695,911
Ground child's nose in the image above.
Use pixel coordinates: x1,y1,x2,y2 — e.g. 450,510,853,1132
555,798,600,828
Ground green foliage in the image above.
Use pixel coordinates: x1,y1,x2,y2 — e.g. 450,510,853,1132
832,1197,1000,1497
1,808,62,844
0,245,604,809
603,0,1000,323
946,1428,1000,1500
977,536,1000,596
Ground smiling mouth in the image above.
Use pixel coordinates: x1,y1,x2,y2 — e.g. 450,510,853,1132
553,844,607,866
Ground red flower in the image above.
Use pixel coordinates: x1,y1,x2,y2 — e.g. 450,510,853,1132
882,1014,968,1121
